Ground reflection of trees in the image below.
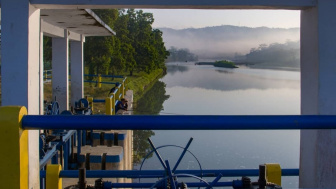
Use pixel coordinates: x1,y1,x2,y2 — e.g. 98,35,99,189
133,130,155,164
133,81,170,164
135,81,170,115
167,65,189,75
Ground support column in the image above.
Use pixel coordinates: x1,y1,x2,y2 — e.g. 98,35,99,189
1,1,40,188
40,25,44,114
70,36,85,107
300,0,336,187
52,30,69,112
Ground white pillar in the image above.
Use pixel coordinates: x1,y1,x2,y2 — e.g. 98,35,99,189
40,26,44,114
300,0,336,187
70,36,85,107
52,30,69,112
1,1,40,188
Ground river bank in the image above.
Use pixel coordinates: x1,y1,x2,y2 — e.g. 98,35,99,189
40,69,164,114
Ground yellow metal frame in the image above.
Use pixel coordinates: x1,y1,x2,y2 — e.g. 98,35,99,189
105,97,113,115
87,96,94,112
265,163,281,186
98,74,102,88
0,106,29,189
46,164,62,189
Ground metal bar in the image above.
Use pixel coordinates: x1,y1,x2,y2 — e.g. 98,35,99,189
148,138,167,170
84,74,124,78
40,169,299,178
99,81,117,85
77,130,82,157
206,174,223,189
101,74,124,78
172,137,193,172
51,151,58,164
82,130,86,146
40,144,58,169
62,130,76,144
64,140,69,170
71,134,75,162
84,80,97,83
93,99,106,103
103,181,235,188
23,115,336,130
165,160,177,189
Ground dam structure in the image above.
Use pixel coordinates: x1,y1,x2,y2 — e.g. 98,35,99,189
1,0,336,188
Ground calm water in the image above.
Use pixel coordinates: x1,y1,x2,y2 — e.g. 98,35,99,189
134,62,300,188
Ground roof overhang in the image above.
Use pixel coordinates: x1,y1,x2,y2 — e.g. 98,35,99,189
41,9,115,39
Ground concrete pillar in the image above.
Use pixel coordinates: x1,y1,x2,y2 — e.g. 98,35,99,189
52,30,69,112
300,0,336,187
70,37,84,107
1,1,40,188
40,27,44,114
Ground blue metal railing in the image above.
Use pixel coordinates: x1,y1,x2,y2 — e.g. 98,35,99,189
22,115,336,130
39,169,299,178
85,74,124,79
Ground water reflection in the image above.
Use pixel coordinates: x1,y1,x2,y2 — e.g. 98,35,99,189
163,63,299,91
133,81,170,164
134,62,300,188
166,64,190,75
134,81,170,115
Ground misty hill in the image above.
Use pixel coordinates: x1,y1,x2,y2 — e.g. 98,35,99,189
159,25,299,60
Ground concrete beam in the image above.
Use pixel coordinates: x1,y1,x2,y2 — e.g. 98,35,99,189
41,20,83,41
1,1,40,188
31,0,315,10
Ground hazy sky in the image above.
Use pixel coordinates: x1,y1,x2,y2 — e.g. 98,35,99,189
143,9,300,29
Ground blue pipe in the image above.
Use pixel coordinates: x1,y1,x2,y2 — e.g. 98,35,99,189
84,80,97,83
99,81,117,84
23,115,336,130
40,169,299,178
63,141,69,170
102,181,236,188
93,99,106,103
84,74,124,78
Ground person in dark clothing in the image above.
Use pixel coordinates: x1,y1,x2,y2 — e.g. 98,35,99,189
108,82,120,96
115,98,128,114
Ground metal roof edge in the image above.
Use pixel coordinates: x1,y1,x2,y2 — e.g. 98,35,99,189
84,9,116,36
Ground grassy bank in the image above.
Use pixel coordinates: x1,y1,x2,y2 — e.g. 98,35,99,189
126,69,164,102
43,69,164,114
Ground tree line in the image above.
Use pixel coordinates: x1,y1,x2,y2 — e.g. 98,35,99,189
243,41,300,68
43,9,170,76
166,47,198,62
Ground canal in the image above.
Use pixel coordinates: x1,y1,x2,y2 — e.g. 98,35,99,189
134,62,300,188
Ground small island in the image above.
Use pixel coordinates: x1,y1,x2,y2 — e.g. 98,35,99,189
214,60,238,68
196,60,238,68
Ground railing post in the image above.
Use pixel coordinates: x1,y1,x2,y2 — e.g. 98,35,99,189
0,106,29,189
112,94,116,115
105,97,112,115
86,96,94,113
98,74,102,88
46,164,62,189
121,82,125,98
